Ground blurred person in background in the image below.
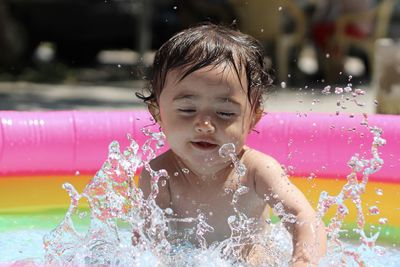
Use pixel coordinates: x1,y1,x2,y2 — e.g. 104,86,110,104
231,0,307,84
311,0,376,83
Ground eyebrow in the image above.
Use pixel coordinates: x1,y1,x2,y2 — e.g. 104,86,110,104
172,94,196,101
173,94,241,106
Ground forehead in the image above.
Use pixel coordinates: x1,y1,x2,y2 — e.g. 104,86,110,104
164,64,248,96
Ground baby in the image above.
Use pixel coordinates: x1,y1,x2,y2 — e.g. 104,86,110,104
137,23,326,266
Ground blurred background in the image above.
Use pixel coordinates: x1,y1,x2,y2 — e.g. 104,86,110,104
0,0,399,114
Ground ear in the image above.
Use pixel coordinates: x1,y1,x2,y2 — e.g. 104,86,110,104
148,101,161,122
250,107,263,129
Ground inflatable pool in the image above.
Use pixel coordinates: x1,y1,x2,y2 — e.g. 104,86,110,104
0,110,399,245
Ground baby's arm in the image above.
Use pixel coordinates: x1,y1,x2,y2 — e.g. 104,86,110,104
250,151,327,266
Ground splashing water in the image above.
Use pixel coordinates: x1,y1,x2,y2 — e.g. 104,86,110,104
316,115,397,266
42,131,292,266
40,117,400,266
43,129,172,265
217,144,292,265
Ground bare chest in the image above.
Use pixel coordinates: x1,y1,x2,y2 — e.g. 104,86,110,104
167,174,266,243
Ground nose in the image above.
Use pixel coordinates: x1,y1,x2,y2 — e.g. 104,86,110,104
194,116,215,133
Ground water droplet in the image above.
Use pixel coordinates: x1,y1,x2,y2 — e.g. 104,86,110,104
161,180,167,187
278,6,282,11
322,85,331,95
219,143,236,158
344,86,352,93
165,208,173,215
335,87,343,94
368,205,380,215
227,216,236,224
379,217,388,225
375,188,383,196
326,53,330,58
286,165,294,173
355,100,365,107
234,163,247,177
172,5,177,10
117,64,121,68
75,171,80,176
182,168,189,174
355,88,365,95
174,172,179,176
307,173,316,181
78,211,87,219
281,82,287,88
236,185,249,196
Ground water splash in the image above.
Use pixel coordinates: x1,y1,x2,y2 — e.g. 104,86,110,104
43,131,170,265
316,115,389,266
218,144,292,266
42,132,292,267
41,120,398,266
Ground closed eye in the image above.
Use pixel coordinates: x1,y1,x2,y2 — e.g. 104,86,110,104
178,108,196,113
217,111,236,118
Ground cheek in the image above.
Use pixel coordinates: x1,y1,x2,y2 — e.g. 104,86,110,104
223,123,248,142
159,116,187,142
158,107,174,129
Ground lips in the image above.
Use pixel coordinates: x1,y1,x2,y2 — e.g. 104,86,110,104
191,141,218,150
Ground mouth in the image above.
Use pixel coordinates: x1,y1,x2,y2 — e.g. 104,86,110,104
191,141,219,150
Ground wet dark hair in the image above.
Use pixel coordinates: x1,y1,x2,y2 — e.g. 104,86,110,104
136,22,272,111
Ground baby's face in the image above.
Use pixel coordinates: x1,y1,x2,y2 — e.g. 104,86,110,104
157,65,258,175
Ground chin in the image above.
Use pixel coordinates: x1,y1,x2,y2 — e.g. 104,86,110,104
181,151,223,168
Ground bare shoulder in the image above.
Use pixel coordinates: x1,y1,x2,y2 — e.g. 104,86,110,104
243,148,280,165
242,148,284,179
242,147,289,196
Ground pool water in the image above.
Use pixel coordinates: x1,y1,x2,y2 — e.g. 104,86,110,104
0,230,48,264
1,219,400,266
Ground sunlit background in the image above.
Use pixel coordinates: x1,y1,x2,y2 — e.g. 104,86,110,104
0,0,399,114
